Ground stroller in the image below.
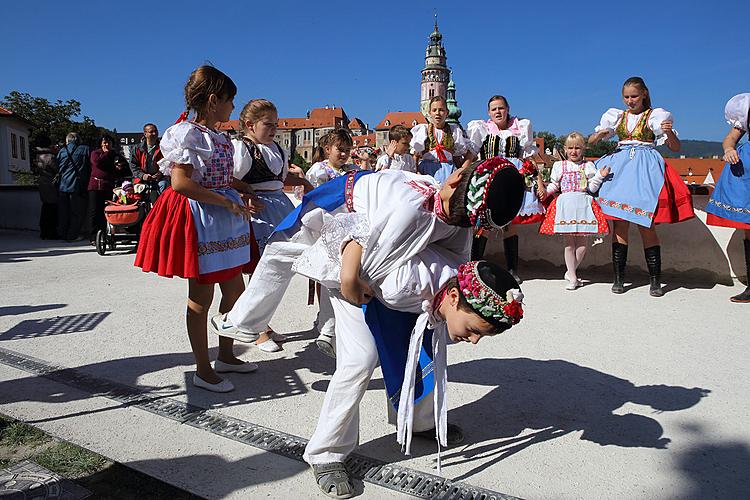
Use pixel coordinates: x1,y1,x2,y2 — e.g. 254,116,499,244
95,180,152,255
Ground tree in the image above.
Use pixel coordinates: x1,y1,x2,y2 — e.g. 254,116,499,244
292,150,310,171
536,131,562,154
586,140,617,158
1,91,113,149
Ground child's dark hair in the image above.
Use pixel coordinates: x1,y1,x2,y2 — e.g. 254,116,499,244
388,124,413,142
100,134,115,146
429,95,448,109
622,76,652,109
184,65,237,119
443,262,519,333
487,95,510,110
326,128,353,149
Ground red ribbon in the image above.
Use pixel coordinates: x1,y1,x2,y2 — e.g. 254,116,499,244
174,111,189,124
433,142,449,163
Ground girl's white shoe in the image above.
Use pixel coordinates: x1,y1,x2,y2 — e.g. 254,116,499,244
192,374,234,393
255,338,281,353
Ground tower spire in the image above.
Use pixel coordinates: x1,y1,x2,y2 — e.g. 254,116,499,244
434,10,438,32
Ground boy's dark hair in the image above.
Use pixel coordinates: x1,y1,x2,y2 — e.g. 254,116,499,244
326,128,353,149
443,262,519,333
388,124,413,142
143,123,157,132
100,134,115,146
446,159,526,228
184,65,237,119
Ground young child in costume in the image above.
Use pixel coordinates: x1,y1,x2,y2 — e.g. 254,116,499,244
231,99,313,351
539,132,609,290
305,129,359,188
705,93,750,303
467,95,543,279
411,95,473,184
375,125,417,173
134,66,260,393
589,77,694,297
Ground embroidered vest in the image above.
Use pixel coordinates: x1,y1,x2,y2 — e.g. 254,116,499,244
559,161,587,193
240,139,286,186
479,134,521,161
615,109,656,143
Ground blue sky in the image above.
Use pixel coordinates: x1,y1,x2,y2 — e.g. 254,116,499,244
2,0,748,141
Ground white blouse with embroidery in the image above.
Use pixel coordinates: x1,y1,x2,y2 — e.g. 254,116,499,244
725,93,750,132
410,123,469,163
466,117,538,158
546,161,605,194
158,121,230,182
594,107,676,146
231,139,288,191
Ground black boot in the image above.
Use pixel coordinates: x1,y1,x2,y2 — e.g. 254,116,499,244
645,245,664,297
471,234,488,261
503,235,522,284
730,239,750,303
611,242,628,294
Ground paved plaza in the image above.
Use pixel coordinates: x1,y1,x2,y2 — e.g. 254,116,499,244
0,229,748,499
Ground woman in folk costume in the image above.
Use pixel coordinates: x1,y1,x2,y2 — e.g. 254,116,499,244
134,66,261,393
467,95,543,282
411,95,474,184
589,77,694,297
292,159,525,499
231,99,313,352
539,132,609,290
706,93,750,303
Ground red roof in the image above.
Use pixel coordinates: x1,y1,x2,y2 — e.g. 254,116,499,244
0,106,12,116
375,112,427,130
0,106,35,126
352,133,376,148
349,118,366,129
666,157,725,184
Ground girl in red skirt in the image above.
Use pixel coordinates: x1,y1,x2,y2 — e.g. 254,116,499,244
135,66,262,392
539,133,609,290
589,77,694,297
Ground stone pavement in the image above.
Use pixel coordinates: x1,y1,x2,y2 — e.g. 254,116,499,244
0,229,748,499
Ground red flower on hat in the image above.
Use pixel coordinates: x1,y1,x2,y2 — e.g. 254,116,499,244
503,301,524,324
520,159,537,176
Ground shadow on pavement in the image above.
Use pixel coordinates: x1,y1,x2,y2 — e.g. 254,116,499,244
672,422,750,499
356,357,709,479
125,452,310,499
0,248,95,263
0,312,111,340
0,304,67,316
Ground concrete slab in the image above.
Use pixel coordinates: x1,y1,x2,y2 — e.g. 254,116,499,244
0,229,749,499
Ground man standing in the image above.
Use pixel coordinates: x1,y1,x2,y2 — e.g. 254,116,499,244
130,123,166,201
56,132,90,241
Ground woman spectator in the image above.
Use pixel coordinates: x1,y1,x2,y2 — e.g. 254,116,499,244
34,137,59,239
87,134,125,243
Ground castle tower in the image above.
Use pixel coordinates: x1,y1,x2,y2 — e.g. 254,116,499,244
420,15,451,118
446,79,463,127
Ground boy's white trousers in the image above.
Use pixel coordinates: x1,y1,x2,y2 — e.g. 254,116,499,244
303,292,434,464
227,235,335,337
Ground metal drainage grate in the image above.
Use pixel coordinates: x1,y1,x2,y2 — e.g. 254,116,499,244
0,346,520,500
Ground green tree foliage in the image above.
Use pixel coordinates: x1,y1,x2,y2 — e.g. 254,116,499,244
536,131,561,154
1,91,113,149
585,140,617,158
292,150,310,171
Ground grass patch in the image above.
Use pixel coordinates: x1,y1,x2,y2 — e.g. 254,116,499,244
33,442,108,479
0,421,50,447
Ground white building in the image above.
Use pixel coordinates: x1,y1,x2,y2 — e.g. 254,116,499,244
0,107,34,185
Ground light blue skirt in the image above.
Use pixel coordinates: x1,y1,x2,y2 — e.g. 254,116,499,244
595,145,665,227
189,187,251,275
706,142,750,225
419,160,454,184
252,190,295,255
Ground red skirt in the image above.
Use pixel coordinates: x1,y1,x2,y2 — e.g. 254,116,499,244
603,163,695,225
706,213,750,230
134,188,250,284
539,196,609,235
